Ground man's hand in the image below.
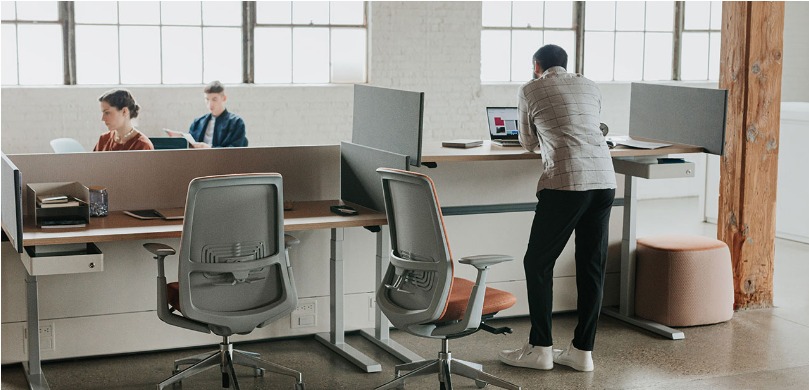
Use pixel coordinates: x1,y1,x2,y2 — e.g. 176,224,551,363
190,142,211,149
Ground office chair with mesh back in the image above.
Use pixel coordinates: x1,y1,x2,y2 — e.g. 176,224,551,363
49,138,85,153
143,173,304,390
375,168,521,390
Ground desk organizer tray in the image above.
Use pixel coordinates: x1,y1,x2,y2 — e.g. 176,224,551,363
26,182,90,228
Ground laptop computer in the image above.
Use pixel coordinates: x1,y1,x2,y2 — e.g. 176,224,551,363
486,107,522,146
151,137,189,150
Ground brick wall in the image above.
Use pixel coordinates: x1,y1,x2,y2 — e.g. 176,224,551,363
2,1,806,155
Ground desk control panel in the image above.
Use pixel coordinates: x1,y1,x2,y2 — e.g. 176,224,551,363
613,157,695,179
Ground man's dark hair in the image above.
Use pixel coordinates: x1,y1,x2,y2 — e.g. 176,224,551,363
204,80,225,94
533,44,568,71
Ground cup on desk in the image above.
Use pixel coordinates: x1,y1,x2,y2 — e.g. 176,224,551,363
89,186,108,217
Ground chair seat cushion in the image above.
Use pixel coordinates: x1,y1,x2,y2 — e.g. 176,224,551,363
167,282,181,312
437,277,516,323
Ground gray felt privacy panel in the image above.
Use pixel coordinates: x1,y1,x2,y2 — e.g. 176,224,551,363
341,142,409,211
352,84,424,166
629,83,728,155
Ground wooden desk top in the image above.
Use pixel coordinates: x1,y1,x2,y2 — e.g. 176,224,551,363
20,200,387,246
420,140,705,163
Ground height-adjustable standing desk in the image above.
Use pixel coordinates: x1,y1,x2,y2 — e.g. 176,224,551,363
419,139,705,341
1,146,402,389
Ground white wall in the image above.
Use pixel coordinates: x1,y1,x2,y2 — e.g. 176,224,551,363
3,2,807,154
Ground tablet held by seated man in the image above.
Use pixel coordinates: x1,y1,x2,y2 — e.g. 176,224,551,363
187,80,248,148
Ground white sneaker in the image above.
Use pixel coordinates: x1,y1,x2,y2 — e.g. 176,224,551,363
552,342,594,372
498,343,553,370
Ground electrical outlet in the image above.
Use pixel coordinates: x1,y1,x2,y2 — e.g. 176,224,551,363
368,296,376,322
24,322,55,353
291,299,317,329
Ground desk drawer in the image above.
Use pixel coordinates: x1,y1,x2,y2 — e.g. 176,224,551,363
22,243,103,276
613,158,695,179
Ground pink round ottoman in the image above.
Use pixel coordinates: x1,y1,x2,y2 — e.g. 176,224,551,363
634,235,734,327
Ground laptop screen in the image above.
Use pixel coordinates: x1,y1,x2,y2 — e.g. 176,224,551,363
486,107,519,139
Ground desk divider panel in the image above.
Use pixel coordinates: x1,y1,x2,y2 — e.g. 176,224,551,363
629,83,728,155
1,153,24,252
341,142,409,212
7,146,340,214
351,84,424,166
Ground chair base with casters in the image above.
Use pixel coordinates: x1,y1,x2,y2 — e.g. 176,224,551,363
145,232,305,390
376,325,520,390
159,335,304,390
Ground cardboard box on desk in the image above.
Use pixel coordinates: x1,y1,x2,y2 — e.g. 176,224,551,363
26,182,90,228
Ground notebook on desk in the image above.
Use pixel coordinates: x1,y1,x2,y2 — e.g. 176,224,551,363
486,107,522,146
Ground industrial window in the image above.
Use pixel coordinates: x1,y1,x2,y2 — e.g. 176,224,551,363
1,1,64,86
481,1,723,83
680,1,722,81
1,1,367,86
481,1,577,83
254,1,366,84
73,1,242,85
584,1,674,81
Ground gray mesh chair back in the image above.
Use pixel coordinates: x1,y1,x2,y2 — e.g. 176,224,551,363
376,168,453,337
144,173,304,389
374,168,520,390
178,173,297,336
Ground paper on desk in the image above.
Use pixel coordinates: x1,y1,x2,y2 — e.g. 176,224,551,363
163,128,196,145
607,136,671,149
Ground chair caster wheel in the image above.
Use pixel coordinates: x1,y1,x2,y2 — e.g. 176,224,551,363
254,368,265,377
295,382,305,390
475,379,489,388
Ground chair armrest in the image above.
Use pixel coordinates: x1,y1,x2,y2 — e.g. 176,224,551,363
144,243,176,257
284,234,300,249
433,255,512,336
459,254,513,269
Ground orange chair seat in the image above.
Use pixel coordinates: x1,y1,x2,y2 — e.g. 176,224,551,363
437,277,516,323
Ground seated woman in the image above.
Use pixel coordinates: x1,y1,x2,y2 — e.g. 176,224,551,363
94,89,154,151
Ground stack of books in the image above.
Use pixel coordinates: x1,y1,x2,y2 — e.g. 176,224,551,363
35,194,88,228
442,139,484,149
37,195,81,208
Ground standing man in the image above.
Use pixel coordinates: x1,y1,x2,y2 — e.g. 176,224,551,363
498,45,616,372
188,80,248,148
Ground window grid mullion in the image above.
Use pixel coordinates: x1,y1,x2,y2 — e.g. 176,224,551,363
159,2,164,84
509,1,513,81
641,2,647,81
117,3,121,84
612,2,618,81
200,3,204,84
574,1,584,75
14,2,20,85
672,1,684,81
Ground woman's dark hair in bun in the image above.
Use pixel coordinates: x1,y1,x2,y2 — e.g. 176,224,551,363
99,89,140,119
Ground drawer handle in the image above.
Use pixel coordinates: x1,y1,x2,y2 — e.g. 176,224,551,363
89,262,95,269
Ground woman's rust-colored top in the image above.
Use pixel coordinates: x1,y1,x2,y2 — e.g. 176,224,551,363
93,130,154,151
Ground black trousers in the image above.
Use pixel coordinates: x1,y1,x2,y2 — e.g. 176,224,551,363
524,188,615,351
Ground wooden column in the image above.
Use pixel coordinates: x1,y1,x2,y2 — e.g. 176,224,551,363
718,2,784,310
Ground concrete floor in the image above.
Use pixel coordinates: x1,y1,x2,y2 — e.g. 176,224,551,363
3,198,808,389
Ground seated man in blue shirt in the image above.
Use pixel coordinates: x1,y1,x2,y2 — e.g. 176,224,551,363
188,80,248,148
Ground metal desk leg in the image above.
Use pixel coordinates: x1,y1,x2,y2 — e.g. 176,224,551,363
24,274,50,389
315,228,382,373
360,226,423,363
602,175,685,340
